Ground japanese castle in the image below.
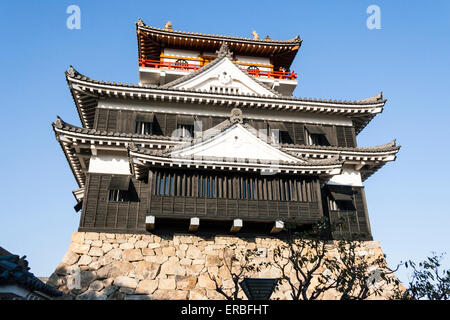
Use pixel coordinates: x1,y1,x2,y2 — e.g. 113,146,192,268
53,19,400,240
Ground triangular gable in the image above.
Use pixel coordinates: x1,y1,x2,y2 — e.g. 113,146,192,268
163,56,279,97
169,123,303,163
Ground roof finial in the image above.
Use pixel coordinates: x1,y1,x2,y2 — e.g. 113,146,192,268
216,42,233,58
164,21,173,31
55,116,63,128
252,30,259,40
136,18,144,27
67,65,76,77
377,91,383,100
264,35,271,41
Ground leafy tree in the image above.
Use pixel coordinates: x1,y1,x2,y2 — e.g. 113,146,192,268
394,253,450,300
271,218,401,300
208,244,267,300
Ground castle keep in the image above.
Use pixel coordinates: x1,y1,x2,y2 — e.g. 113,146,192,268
48,20,400,300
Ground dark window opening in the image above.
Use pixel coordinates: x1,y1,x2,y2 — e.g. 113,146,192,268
109,189,129,202
336,200,356,211
152,170,318,202
108,176,139,202
310,133,330,146
280,130,293,144
177,124,194,138
135,121,153,135
267,122,292,144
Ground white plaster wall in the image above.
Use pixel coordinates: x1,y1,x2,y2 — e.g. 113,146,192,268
88,155,131,175
327,166,363,187
235,55,270,66
163,48,200,59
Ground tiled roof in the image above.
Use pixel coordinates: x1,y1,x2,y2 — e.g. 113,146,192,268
66,65,386,106
0,249,63,298
282,140,401,153
53,116,187,142
128,143,344,167
136,18,302,45
54,118,399,156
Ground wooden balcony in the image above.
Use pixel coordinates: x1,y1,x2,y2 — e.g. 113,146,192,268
138,58,298,81
147,195,321,224
139,58,202,72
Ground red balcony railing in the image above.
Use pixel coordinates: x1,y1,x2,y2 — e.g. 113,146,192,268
139,58,202,71
245,68,297,80
139,58,297,81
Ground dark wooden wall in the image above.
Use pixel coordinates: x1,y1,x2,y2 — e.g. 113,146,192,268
79,172,371,240
79,170,324,232
322,185,372,240
79,173,149,233
94,109,356,147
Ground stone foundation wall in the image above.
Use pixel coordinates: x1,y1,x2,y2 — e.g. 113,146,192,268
47,232,399,300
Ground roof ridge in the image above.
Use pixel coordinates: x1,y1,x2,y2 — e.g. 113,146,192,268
136,18,302,45
282,140,400,152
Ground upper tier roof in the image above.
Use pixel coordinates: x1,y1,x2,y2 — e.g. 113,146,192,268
65,66,386,135
136,19,302,70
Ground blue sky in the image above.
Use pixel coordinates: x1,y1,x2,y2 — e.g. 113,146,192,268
0,0,449,285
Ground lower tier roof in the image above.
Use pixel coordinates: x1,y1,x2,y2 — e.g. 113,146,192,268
52,117,400,189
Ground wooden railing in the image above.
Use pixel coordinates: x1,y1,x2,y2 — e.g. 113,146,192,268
148,195,321,223
138,58,297,80
139,58,202,71
245,68,297,80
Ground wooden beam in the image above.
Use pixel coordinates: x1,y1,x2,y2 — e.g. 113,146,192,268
270,220,284,234
355,161,366,171
145,215,155,230
230,219,243,233
189,217,200,232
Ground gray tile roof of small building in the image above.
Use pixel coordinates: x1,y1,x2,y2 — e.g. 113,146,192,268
0,249,63,298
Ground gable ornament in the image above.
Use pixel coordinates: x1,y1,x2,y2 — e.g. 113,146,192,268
218,71,232,85
230,108,243,124
216,42,233,59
